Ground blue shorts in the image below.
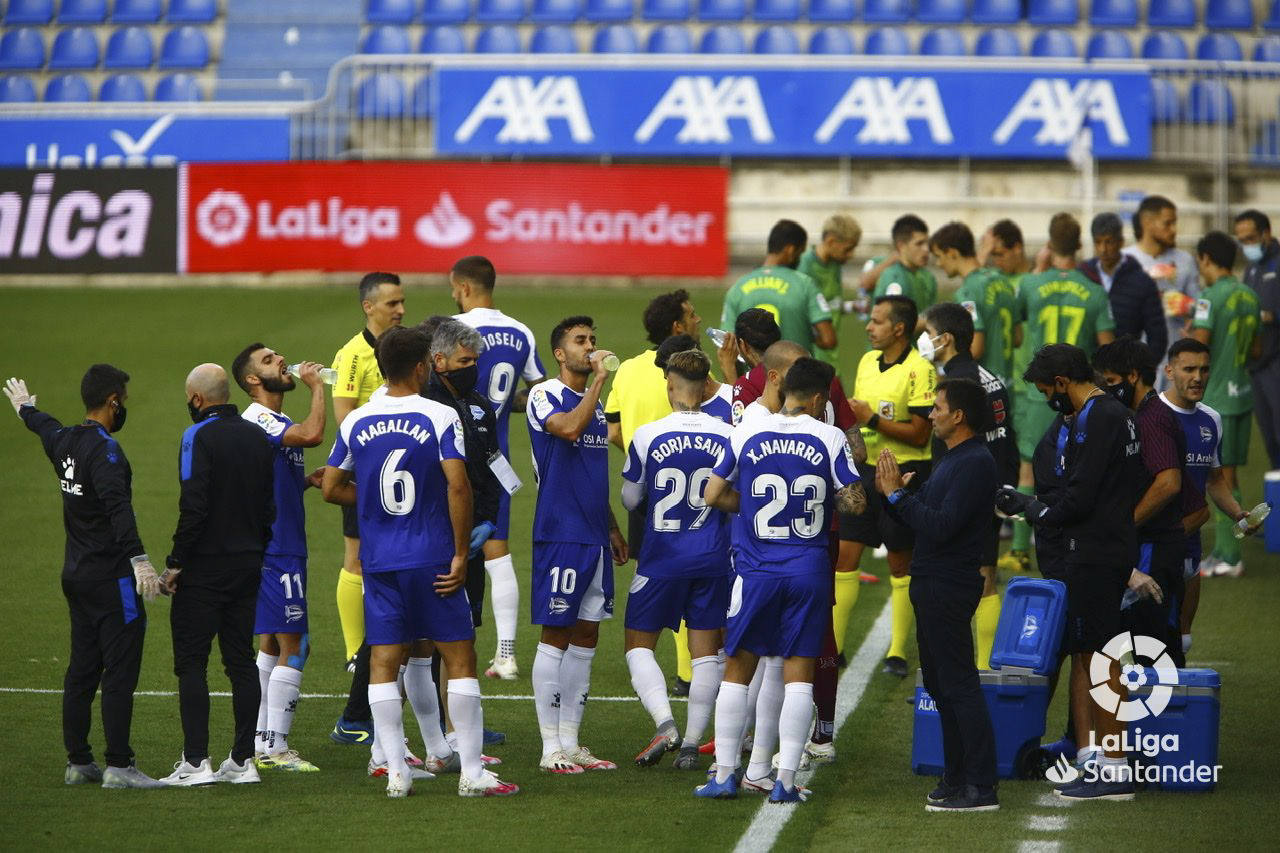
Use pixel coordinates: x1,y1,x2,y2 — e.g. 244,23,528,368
724,571,829,659
624,574,730,633
531,542,613,626
363,567,476,646
494,490,512,541
254,555,308,635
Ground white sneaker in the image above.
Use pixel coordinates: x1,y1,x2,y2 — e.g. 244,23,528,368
1213,560,1244,577
101,764,167,789
485,656,519,680
403,740,424,768
770,750,813,772
566,745,617,770
214,754,261,784
367,758,435,780
805,740,837,765
458,768,520,797
539,750,585,775
161,756,218,787
64,762,103,785
1198,557,1221,578
255,750,319,772
386,769,414,798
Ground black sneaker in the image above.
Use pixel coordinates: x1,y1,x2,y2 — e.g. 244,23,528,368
927,780,963,804
672,677,691,697
925,784,999,812
882,656,908,678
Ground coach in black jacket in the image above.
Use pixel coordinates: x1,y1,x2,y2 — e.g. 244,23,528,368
164,363,274,785
1080,213,1167,360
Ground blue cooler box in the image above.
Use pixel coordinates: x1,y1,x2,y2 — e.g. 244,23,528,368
1127,668,1221,792
912,669,1050,778
989,577,1067,675
1264,472,1279,553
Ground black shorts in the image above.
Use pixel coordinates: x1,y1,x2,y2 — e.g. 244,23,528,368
981,515,1001,568
838,461,926,553
465,550,486,628
1122,539,1184,657
1065,563,1127,654
1035,531,1068,583
342,503,359,539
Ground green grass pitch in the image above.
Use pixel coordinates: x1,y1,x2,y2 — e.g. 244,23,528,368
0,284,1277,850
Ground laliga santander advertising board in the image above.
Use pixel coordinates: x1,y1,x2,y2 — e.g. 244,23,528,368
184,162,727,276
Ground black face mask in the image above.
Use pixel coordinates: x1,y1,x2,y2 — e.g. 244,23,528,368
1106,380,1135,409
1047,385,1073,414
110,402,127,433
187,399,202,423
441,364,479,397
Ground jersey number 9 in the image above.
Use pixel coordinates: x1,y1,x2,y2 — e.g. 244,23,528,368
652,466,714,532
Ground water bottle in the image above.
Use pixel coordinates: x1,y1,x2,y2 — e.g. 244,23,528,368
705,328,731,348
590,351,620,372
1233,502,1272,539
287,363,338,385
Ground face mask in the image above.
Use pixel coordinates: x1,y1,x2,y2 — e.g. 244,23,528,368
110,402,127,433
915,331,945,363
1106,380,1135,408
1047,384,1073,414
187,399,202,423
1242,243,1264,263
441,364,479,397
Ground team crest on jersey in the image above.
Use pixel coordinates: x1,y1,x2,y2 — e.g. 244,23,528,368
878,400,896,420
885,282,904,296
285,605,304,623
548,596,570,615
1200,425,1213,443
470,404,487,422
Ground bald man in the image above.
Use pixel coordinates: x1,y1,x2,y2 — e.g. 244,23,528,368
162,364,277,787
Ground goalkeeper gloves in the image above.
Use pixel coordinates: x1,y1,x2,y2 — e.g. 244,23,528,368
131,555,161,602
3,377,36,416
995,485,1050,521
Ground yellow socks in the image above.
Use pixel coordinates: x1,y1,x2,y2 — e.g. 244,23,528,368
832,571,860,655
887,575,913,661
336,569,365,660
675,621,692,683
975,593,1001,670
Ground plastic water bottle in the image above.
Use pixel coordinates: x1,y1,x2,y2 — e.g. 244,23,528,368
705,328,730,348
590,351,620,372
1233,502,1272,539
287,363,338,385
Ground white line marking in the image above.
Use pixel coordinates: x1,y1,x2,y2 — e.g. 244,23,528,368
732,599,893,853
1017,842,1061,853
1036,792,1073,808
1026,814,1068,832
0,687,665,703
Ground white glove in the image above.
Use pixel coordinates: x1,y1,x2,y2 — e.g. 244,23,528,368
3,377,36,415
131,555,161,602
1126,569,1164,605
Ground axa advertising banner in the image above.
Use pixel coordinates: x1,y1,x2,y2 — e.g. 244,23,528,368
434,66,1151,159
184,162,728,276
0,168,178,273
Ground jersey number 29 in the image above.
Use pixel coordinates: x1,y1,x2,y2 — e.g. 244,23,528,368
652,466,713,532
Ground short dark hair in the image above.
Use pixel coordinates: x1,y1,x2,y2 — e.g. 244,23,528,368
1048,212,1082,257
80,363,129,410
665,349,711,384
1023,344,1094,385
734,308,782,353
892,214,928,247
1168,337,1210,361
451,256,495,290
415,314,451,342
231,342,266,395
767,219,807,254
781,357,834,400
929,221,975,258
655,333,698,370
550,315,595,351
1234,209,1271,234
358,271,400,302
1196,230,1237,270
1092,335,1157,387
937,377,986,431
923,302,974,355
1132,195,1175,240
874,295,917,340
643,289,691,347
377,327,431,382
1091,212,1124,240
989,218,1023,250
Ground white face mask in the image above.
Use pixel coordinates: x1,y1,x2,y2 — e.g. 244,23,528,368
916,331,945,363
1242,243,1264,263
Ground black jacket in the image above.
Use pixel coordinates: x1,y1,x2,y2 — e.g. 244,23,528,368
168,403,274,572
424,376,501,526
1242,238,1280,370
1080,255,1167,359
934,355,1018,488
20,407,144,581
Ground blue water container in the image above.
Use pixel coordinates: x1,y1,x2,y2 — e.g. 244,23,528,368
1264,472,1279,553
911,669,1050,778
989,577,1067,675
1126,668,1221,792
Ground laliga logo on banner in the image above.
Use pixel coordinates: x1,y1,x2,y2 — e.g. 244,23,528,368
196,190,251,247
1089,632,1179,722
414,192,474,248
195,190,399,248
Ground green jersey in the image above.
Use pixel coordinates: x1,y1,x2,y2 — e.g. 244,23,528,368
1007,271,1033,397
953,266,1018,383
1192,275,1261,415
798,247,844,370
721,265,832,353
874,262,937,313
1016,269,1115,393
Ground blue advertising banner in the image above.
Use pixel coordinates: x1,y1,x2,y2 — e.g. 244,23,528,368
434,66,1151,159
0,114,291,167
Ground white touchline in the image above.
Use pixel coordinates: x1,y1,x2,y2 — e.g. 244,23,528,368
1017,842,1062,853
0,687,671,703
732,598,894,853
1026,815,1068,832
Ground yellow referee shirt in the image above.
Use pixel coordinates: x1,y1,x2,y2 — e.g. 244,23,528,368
332,328,384,406
603,349,671,450
853,346,936,463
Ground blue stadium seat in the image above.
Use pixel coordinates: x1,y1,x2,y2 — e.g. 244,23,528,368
4,0,54,25
105,26,154,68
1089,0,1136,26
1141,32,1188,60
644,0,692,18
919,27,965,55
363,25,413,53
411,75,434,116
754,25,798,52
420,25,467,51
1205,0,1252,28
477,0,526,21
1150,78,1179,122
356,73,404,116
1027,0,1076,25
423,0,470,22
530,24,577,51
864,26,909,54
367,0,418,23
1252,120,1280,165
1187,80,1234,123
45,73,92,100
646,23,693,51
593,24,640,51
0,28,45,69
1267,0,1280,30
113,0,162,22
1085,31,1131,60
1029,28,1076,58
59,0,107,23
0,74,37,101
159,26,210,67
1196,33,1242,61
698,0,747,20
99,72,147,100
862,0,909,22
533,0,582,21
49,27,100,69
699,24,746,52
974,27,1019,56
1147,0,1195,26
1254,35,1280,62
755,0,801,21
809,25,855,53
807,0,856,21
917,0,966,23
475,24,522,51
585,0,633,20
167,0,217,23
970,0,1019,23
155,72,201,101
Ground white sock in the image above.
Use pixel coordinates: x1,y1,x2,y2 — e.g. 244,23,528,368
485,555,519,660
684,655,720,748
741,660,766,742
558,644,596,753
746,658,784,780
265,665,302,754
713,681,749,784
1182,633,1192,654
776,681,814,789
255,651,277,752
626,647,675,731
368,681,406,777
403,657,453,760
1077,745,1099,765
397,663,407,698
533,643,565,757
448,677,485,780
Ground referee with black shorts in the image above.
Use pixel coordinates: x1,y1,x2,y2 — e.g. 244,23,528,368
7,368,166,789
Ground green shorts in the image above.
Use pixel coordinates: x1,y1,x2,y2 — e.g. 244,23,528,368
1015,390,1056,461
1217,412,1253,467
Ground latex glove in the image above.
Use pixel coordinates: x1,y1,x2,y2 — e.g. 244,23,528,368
469,521,496,556
995,485,1049,521
1127,569,1164,605
3,377,36,415
131,555,161,602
